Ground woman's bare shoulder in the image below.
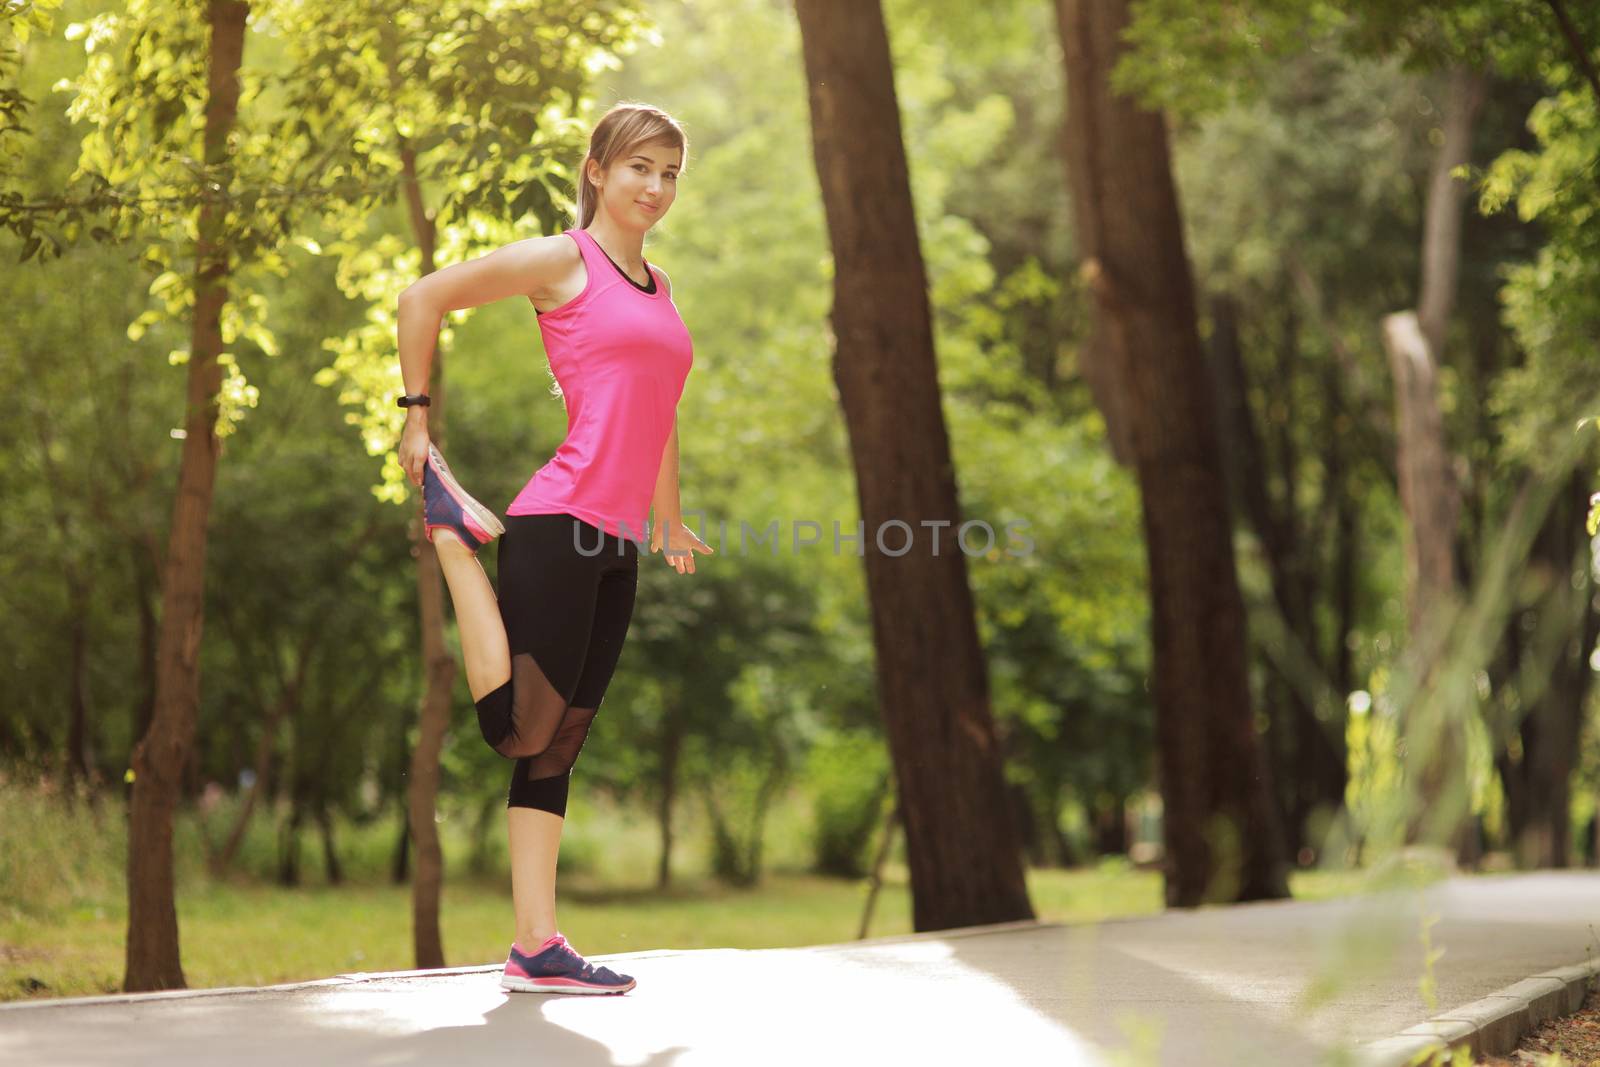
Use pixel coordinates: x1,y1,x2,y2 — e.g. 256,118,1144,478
504,232,582,298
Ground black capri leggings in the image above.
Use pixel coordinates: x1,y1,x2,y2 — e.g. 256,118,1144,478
475,512,639,817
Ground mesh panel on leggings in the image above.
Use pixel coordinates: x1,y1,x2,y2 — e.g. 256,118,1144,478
487,651,569,760
524,705,599,781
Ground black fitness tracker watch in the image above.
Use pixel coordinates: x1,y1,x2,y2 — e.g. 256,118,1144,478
397,393,432,408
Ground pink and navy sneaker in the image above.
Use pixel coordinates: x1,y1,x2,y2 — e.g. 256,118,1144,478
422,443,504,553
500,932,636,995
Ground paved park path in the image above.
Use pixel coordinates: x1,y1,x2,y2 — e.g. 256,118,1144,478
4,871,1598,1066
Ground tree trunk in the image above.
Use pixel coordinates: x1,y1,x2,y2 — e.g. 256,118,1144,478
1286,257,1399,499
31,380,99,787
1287,267,1371,854
1092,795,1128,857
1054,0,1289,906
392,800,411,885
130,536,160,770
1498,468,1598,867
468,794,500,877
1383,309,1466,841
703,750,785,888
998,726,1042,865
745,748,787,883
66,574,95,785
123,0,249,993
794,0,1033,932
212,727,273,876
857,800,899,940
1205,292,1348,860
704,788,745,886
1047,781,1079,867
1008,780,1042,867
278,798,303,887
407,512,452,967
208,513,376,874
209,640,310,876
1324,355,1359,702
318,802,343,885
1417,67,1489,364
656,698,683,891
1267,299,1346,860
395,131,452,970
1388,297,1465,640
1385,66,1486,857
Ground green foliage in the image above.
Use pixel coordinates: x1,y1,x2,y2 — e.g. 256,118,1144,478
1478,84,1600,530
1,116,180,774
0,0,65,184
805,727,890,878
40,0,304,435
680,588,819,886
1172,46,1429,299
1117,0,1586,119
201,332,421,834
1118,0,1350,118
272,0,645,224
289,0,650,501
1116,0,1600,535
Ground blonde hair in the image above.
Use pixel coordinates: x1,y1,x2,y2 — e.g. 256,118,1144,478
574,102,688,230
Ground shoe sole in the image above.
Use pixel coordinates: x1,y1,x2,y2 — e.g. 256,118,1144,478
426,446,506,542
500,974,636,995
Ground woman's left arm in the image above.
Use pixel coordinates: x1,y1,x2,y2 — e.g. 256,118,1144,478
651,417,681,529
650,416,714,574
648,268,712,574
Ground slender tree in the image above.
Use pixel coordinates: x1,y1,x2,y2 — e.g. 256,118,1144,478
793,0,1033,931
125,0,250,990
1205,290,1349,860
1054,0,1288,905
1493,468,1600,867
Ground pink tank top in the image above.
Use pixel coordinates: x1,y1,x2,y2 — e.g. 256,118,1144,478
505,228,694,541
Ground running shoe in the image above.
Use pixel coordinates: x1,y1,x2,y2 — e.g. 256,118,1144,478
422,443,505,553
499,932,636,995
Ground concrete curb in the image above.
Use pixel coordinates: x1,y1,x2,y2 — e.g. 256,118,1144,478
1354,956,1600,1065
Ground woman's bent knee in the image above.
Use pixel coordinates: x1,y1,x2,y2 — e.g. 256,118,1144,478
474,679,516,752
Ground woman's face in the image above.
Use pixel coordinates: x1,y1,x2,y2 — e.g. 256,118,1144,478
591,140,681,228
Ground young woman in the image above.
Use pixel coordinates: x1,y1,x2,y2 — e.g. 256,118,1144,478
394,102,713,996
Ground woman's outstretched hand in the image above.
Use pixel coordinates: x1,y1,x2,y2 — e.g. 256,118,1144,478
398,415,430,487
650,518,714,575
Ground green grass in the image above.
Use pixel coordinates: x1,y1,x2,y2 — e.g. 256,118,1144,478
1,863,1174,1001
0,780,1395,1003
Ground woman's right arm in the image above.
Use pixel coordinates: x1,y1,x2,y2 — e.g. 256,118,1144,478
396,236,572,485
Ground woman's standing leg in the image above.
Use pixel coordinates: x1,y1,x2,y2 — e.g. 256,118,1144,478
508,807,563,948
505,535,639,950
